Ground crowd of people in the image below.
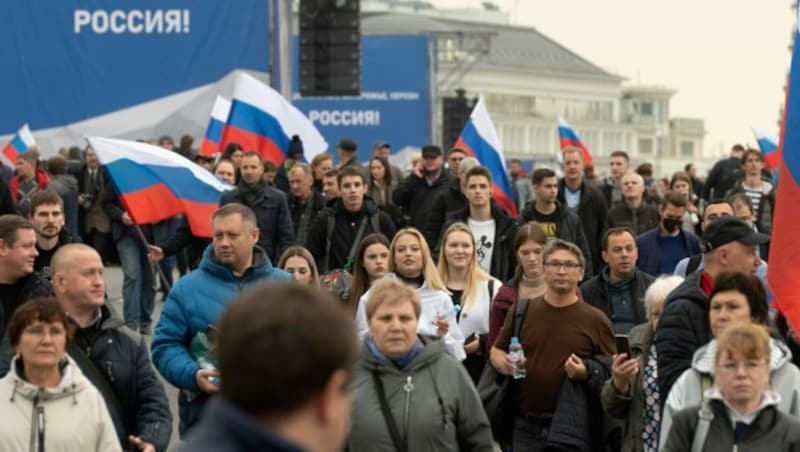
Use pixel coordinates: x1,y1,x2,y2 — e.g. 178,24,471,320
0,134,795,452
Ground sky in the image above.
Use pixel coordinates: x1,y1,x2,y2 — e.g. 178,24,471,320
434,0,795,157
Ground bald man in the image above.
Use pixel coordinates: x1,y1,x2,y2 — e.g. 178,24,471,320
604,171,660,236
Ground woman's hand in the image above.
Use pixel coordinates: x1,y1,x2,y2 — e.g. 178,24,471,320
464,334,480,354
611,353,639,395
433,318,449,336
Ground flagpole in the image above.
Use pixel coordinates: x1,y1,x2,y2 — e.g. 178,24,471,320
132,223,172,294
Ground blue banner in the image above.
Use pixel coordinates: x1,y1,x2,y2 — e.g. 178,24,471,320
0,0,269,133
292,35,433,163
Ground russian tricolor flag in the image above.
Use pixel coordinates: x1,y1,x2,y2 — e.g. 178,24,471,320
770,3,800,334
454,97,517,216
86,136,232,238
752,128,780,170
198,96,231,157
2,124,36,166
220,72,327,164
557,116,593,165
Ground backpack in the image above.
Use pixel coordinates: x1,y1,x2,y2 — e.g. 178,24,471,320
320,210,381,304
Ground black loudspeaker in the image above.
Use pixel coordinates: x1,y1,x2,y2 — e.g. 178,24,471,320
299,0,361,97
442,89,474,148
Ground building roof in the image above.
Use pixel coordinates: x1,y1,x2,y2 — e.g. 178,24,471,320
362,12,623,82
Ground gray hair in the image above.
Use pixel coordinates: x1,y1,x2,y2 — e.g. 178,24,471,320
290,162,313,177
644,275,684,319
459,157,480,174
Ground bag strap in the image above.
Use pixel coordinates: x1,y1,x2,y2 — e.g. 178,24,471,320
488,279,496,301
343,217,370,272
371,371,407,452
513,297,530,338
690,399,714,452
686,254,702,275
370,212,381,236
68,342,127,430
323,211,336,274
700,373,713,400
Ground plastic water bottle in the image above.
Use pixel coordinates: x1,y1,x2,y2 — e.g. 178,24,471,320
509,336,526,379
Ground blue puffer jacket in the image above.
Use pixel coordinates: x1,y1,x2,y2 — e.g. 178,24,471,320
151,245,291,434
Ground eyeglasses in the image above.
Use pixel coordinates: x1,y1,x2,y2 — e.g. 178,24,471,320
24,325,66,338
718,359,767,373
543,261,582,270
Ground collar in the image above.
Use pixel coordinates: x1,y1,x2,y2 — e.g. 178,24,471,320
366,335,424,370
706,387,780,423
67,308,104,329
700,271,714,296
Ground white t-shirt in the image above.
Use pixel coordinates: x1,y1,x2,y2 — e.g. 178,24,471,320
468,218,496,273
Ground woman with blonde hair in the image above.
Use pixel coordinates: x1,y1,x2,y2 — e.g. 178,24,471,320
437,222,500,383
355,227,465,361
277,246,320,287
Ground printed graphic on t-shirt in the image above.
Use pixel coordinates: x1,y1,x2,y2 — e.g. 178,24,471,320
468,218,496,273
539,222,558,239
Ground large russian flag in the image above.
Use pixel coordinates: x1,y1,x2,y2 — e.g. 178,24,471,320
770,5,800,334
86,136,232,238
198,96,231,157
220,72,327,164
557,116,593,165
454,97,517,216
2,124,36,166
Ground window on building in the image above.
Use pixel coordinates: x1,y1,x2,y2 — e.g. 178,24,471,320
680,140,695,157
640,101,654,116
638,138,653,154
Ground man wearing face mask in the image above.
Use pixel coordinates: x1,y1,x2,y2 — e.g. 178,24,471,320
634,191,701,276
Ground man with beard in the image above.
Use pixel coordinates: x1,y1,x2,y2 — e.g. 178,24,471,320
28,189,81,275
580,227,655,334
220,152,294,264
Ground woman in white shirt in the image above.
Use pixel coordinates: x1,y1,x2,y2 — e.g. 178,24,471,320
437,222,500,383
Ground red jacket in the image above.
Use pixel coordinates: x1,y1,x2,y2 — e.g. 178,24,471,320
9,168,50,202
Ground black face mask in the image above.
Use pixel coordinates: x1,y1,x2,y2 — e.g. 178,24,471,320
662,218,682,233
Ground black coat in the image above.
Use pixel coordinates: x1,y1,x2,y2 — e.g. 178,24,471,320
654,270,710,398
604,203,660,237
440,203,518,281
305,197,396,273
288,190,325,246
0,271,52,338
423,177,467,248
558,179,608,274
220,182,294,264
579,269,655,327
158,216,210,270
392,170,451,241
520,200,594,276
548,355,620,452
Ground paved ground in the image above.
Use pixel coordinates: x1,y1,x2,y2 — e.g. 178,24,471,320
104,265,183,451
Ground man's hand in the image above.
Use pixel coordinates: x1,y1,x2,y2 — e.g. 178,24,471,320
128,435,156,452
564,353,588,381
611,353,639,395
196,368,220,394
147,245,164,263
433,318,449,337
121,212,134,226
489,347,515,376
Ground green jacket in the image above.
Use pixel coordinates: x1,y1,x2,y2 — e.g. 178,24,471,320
348,335,494,452
600,322,655,452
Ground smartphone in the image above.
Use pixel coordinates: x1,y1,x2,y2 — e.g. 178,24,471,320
615,334,630,357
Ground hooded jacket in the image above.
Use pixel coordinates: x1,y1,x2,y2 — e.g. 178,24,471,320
655,270,710,398
520,200,593,276
151,245,291,434
305,196,396,273
10,167,51,203
393,169,451,235
0,356,121,452
662,392,800,452
440,202,519,281
348,335,494,452
660,338,800,448
220,181,294,263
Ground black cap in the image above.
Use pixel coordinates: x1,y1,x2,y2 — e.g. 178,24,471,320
338,138,357,152
287,135,304,159
421,145,442,158
373,141,391,150
701,216,770,253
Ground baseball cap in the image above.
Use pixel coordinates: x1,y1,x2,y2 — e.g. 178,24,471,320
373,141,391,150
421,145,443,158
701,216,770,253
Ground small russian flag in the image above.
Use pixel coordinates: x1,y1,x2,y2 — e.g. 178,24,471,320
751,128,779,170
220,72,327,164
198,96,231,157
454,96,517,216
2,124,36,166
557,116,593,165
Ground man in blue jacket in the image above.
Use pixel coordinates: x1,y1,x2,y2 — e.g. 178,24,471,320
635,191,701,276
151,203,291,437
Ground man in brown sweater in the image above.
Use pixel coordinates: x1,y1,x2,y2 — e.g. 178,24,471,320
491,239,615,451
